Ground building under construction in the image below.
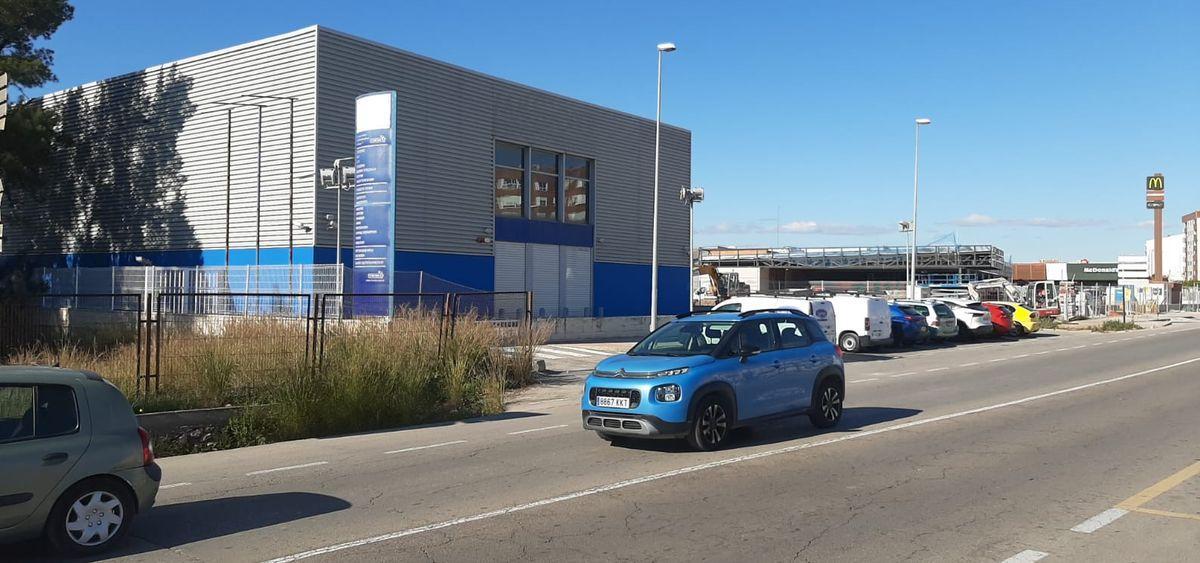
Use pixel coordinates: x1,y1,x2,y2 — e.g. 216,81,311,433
699,244,1011,294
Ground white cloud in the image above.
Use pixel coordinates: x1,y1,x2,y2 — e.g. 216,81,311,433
948,214,1108,229
697,220,889,236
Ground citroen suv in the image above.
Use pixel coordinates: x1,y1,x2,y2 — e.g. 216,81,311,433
581,310,846,451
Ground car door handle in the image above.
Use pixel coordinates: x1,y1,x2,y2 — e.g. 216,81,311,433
772,360,782,369
42,452,69,466
809,355,820,363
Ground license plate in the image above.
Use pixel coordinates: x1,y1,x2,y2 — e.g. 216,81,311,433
596,396,630,408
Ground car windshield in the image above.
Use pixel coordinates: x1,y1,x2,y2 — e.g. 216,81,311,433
629,320,735,356
967,303,988,312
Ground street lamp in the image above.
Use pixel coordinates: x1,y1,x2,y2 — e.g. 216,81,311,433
650,41,677,332
680,186,705,311
909,117,932,299
319,157,355,271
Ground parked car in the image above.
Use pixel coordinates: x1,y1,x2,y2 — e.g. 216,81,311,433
711,295,837,343
938,298,994,339
0,367,159,556
888,303,929,346
981,303,1015,336
987,301,1040,336
823,294,892,353
896,299,959,341
581,310,845,451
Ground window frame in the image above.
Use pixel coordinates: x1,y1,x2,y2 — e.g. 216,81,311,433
0,383,80,445
772,318,813,349
493,139,594,226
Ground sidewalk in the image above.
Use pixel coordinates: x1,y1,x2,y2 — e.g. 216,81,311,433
1054,311,1199,331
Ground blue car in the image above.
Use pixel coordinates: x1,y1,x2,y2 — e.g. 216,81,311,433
889,303,929,347
581,309,846,451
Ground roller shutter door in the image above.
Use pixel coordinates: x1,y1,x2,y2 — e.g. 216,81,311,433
527,243,560,317
562,246,593,316
494,242,526,293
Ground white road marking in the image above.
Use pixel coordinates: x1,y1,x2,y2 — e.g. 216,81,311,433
868,372,885,376
889,372,915,378
521,398,569,407
385,440,468,455
1070,508,1129,533
159,482,191,489
1056,348,1071,352
1090,343,1104,347
989,358,1006,363
547,345,614,356
534,352,566,360
1033,351,1049,355
537,346,590,358
1013,354,1030,359
507,424,569,435
1001,550,1049,563
927,367,949,372
262,356,1200,563
851,378,879,383
246,461,329,476
1072,345,1087,349
960,362,979,367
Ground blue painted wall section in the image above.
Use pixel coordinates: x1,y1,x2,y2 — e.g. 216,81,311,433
495,217,593,247
593,261,688,317
394,250,494,292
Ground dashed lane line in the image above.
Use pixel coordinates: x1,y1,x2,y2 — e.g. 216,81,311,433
1070,508,1129,534
926,367,949,373
246,461,329,476
960,362,979,367
889,372,915,378
851,378,879,383
385,440,469,455
262,356,1200,563
507,424,570,436
159,483,192,490
1001,550,1049,563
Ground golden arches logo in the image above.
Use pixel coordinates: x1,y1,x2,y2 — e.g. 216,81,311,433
1146,175,1165,191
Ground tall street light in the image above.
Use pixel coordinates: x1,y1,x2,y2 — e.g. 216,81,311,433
650,41,676,332
909,117,932,299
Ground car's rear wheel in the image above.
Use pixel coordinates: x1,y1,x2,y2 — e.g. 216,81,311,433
1013,323,1027,337
838,332,860,353
809,379,844,429
46,478,135,556
687,395,731,451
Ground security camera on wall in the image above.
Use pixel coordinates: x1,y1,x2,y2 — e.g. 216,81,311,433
319,168,337,189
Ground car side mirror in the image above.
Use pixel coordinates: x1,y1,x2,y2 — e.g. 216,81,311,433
738,345,761,362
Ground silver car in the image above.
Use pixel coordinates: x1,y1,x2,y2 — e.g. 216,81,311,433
0,367,159,555
896,299,959,340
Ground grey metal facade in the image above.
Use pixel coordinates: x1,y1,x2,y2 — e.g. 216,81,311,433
2,26,691,275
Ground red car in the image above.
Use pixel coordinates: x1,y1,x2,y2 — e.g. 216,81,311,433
981,302,1014,336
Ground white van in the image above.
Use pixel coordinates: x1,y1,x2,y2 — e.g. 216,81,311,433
823,295,892,352
710,295,837,343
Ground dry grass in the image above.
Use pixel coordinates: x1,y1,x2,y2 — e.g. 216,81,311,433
5,311,548,446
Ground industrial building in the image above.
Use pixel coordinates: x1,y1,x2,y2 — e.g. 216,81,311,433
0,26,692,317
700,244,1010,294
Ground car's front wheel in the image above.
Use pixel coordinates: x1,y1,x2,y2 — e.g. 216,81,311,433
809,379,844,429
46,478,135,556
687,395,732,451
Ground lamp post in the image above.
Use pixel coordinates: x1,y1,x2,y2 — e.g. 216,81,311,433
319,158,355,290
909,117,932,299
680,186,704,311
650,41,677,332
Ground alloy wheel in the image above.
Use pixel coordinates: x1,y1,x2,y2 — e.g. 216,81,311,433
699,403,728,446
820,387,842,422
65,491,124,547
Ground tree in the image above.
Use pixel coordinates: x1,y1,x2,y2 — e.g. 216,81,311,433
0,1,73,291
0,0,75,88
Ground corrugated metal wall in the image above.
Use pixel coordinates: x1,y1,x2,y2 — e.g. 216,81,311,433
3,28,319,259
314,27,692,266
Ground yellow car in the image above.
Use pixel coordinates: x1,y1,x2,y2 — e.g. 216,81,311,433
987,301,1040,336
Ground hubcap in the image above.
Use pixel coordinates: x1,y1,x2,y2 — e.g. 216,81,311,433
699,403,728,445
65,491,124,547
821,387,842,421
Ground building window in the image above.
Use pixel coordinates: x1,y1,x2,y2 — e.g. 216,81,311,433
564,156,591,224
530,149,558,221
495,142,525,218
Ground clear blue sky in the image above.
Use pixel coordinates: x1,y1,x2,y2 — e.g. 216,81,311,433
26,0,1199,263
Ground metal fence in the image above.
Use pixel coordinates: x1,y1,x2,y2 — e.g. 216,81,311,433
1,291,533,395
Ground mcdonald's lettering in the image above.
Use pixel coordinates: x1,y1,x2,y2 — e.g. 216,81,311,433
1146,174,1165,191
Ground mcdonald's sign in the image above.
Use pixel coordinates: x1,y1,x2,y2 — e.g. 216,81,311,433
1146,174,1165,191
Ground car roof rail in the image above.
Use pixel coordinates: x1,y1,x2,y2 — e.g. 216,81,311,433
736,308,807,318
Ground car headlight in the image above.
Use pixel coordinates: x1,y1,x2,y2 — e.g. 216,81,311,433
655,367,689,377
653,384,682,402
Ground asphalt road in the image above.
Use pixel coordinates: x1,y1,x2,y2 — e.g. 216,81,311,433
14,321,1200,562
